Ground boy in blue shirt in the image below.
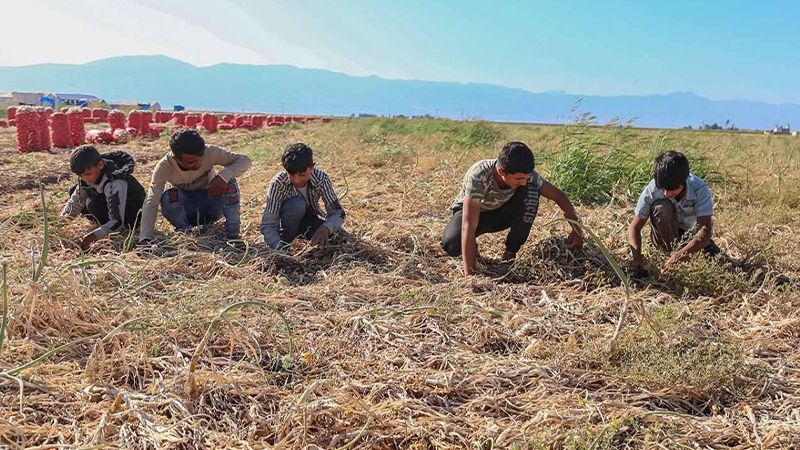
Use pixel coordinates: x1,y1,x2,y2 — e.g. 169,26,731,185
628,151,720,276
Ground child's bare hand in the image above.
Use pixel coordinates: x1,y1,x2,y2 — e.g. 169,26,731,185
310,226,330,248
566,230,583,250
80,232,98,251
207,176,228,198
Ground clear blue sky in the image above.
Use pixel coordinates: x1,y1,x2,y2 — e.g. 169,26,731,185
2,0,798,104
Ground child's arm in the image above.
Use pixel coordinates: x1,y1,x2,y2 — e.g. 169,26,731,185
318,174,346,233
92,179,128,239
539,181,583,249
61,185,84,217
628,215,648,272
461,196,481,276
81,179,128,250
260,180,286,250
665,216,713,269
138,162,168,243
207,145,252,182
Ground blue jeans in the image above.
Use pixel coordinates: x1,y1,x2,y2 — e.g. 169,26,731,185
160,179,241,236
280,195,324,242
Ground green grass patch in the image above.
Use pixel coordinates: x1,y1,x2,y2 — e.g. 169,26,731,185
547,120,728,205
579,305,762,396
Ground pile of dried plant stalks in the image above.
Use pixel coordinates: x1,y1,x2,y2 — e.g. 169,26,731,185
0,124,798,449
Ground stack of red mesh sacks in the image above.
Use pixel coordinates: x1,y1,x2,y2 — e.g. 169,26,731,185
249,115,266,129
67,108,86,147
146,112,165,137
108,110,126,131
127,110,142,137
80,108,94,124
184,114,201,129
268,115,288,127
91,108,109,123
218,114,235,130
156,111,174,123
173,112,187,127
128,110,161,138
200,113,218,133
7,106,17,127
15,107,51,152
50,112,71,148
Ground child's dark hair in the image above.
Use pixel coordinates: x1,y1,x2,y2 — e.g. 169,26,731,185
282,143,314,175
497,141,535,174
169,128,206,156
69,145,102,174
653,151,690,190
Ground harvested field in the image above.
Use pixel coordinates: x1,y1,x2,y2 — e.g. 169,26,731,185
0,117,798,449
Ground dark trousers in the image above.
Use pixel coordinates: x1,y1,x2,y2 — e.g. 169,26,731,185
160,179,241,236
441,183,539,256
279,195,325,242
650,198,720,255
69,184,141,228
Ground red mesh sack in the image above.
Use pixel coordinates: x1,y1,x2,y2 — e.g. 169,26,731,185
148,124,164,138
218,123,235,131
201,113,218,133
7,106,17,121
81,108,91,119
174,112,187,126
15,107,39,152
250,115,266,128
234,115,246,128
8,119,15,127
112,129,131,144
51,112,71,148
108,110,126,130
185,114,200,129
86,130,114,145
67,108,86,146
37,108,51,151
322,117,333,123
141,111,153,133
127,111,142,131
92,108,109,121
0,120,6,127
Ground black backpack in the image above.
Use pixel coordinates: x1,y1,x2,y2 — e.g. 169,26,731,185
101,151,136,180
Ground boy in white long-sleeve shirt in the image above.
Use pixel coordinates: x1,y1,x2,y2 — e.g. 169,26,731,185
138,129,252,244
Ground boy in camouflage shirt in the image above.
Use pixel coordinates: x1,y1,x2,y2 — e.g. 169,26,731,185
441,141,583,276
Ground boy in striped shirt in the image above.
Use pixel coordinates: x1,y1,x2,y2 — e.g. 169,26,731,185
260,143,346,250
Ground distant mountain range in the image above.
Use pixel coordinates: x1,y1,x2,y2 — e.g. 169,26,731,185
1,55,797,130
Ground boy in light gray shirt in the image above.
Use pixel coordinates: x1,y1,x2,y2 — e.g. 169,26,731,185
628,151,720,276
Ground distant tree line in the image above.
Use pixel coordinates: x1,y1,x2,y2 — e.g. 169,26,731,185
683,119,739,131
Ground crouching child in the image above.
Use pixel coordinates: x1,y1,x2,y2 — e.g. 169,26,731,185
62,145,146,250
260,143,346,250
441,141,583,276
628,150,720,275
138,129,252,244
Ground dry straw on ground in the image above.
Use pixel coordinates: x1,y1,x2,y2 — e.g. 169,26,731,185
0,118,798,449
